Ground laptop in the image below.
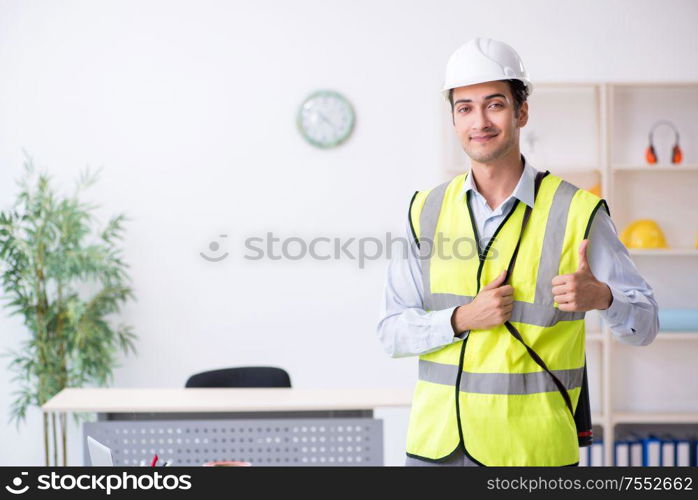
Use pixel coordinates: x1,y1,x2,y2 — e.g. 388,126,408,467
87,436,114,466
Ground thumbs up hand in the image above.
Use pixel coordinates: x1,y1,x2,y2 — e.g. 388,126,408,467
551,239,612,312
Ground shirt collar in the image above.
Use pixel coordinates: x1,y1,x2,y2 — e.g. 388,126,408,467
462,154,537,209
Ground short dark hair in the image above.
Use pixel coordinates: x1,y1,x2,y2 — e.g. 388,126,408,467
448,79,528,117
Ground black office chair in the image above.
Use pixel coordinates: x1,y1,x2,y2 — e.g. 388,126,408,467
185,366,292,388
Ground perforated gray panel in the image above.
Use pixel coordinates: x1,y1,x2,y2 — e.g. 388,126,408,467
84,418,383,466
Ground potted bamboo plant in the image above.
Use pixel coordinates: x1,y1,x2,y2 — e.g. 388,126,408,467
0,155,137,465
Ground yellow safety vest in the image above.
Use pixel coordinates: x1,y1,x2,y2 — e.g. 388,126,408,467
405,169,608,466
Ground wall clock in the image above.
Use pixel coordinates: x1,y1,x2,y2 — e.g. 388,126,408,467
297,90,355,148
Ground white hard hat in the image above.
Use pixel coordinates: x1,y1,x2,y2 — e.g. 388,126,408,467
441,37,533,102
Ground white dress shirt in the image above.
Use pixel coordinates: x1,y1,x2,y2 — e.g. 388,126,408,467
377,158,659,357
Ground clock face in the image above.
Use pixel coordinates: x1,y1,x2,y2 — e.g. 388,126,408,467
297,90,355,148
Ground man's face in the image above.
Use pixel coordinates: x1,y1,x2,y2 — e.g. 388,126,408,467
451,81,528,164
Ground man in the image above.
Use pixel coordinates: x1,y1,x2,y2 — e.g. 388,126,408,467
377,37,659,466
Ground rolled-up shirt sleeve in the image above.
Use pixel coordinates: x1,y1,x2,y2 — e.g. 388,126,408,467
586,209,660,346
376,219,465,358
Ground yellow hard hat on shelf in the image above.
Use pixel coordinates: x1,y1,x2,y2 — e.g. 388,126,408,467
587,183,601,197
620,219,668,249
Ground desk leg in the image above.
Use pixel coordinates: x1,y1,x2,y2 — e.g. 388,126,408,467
44,411,69,466
60,412,67,466
43,411,49,466
51,412,57,465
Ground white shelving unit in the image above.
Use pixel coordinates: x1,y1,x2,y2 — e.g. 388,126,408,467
613,164,698,172
629,249,698,257
442,81,698,466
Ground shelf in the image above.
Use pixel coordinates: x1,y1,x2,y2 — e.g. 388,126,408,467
609,82,698,88
628,248,698,257
613,164,698,172
612,332,698,342
653,332,698,341
613,412,698,424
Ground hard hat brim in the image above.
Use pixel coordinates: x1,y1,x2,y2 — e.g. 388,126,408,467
442,77,533,102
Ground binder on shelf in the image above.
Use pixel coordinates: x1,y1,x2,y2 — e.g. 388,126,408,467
620,434,697,466
579,446,590,467
675,440,690,466
661,439,675,467
614,440,630,466
590,441,604,466
630,441,643,466
642,436,662,466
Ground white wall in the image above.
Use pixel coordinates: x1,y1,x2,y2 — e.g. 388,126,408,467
1,0,696,466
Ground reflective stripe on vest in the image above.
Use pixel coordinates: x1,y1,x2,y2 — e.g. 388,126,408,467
404,171,607,466
419,359,585,395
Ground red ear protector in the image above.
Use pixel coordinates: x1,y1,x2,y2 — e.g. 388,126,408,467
645,120,682,164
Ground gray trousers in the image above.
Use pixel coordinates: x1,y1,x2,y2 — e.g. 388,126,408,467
405,449,478,467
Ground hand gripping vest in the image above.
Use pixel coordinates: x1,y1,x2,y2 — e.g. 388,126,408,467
405,170,609,466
